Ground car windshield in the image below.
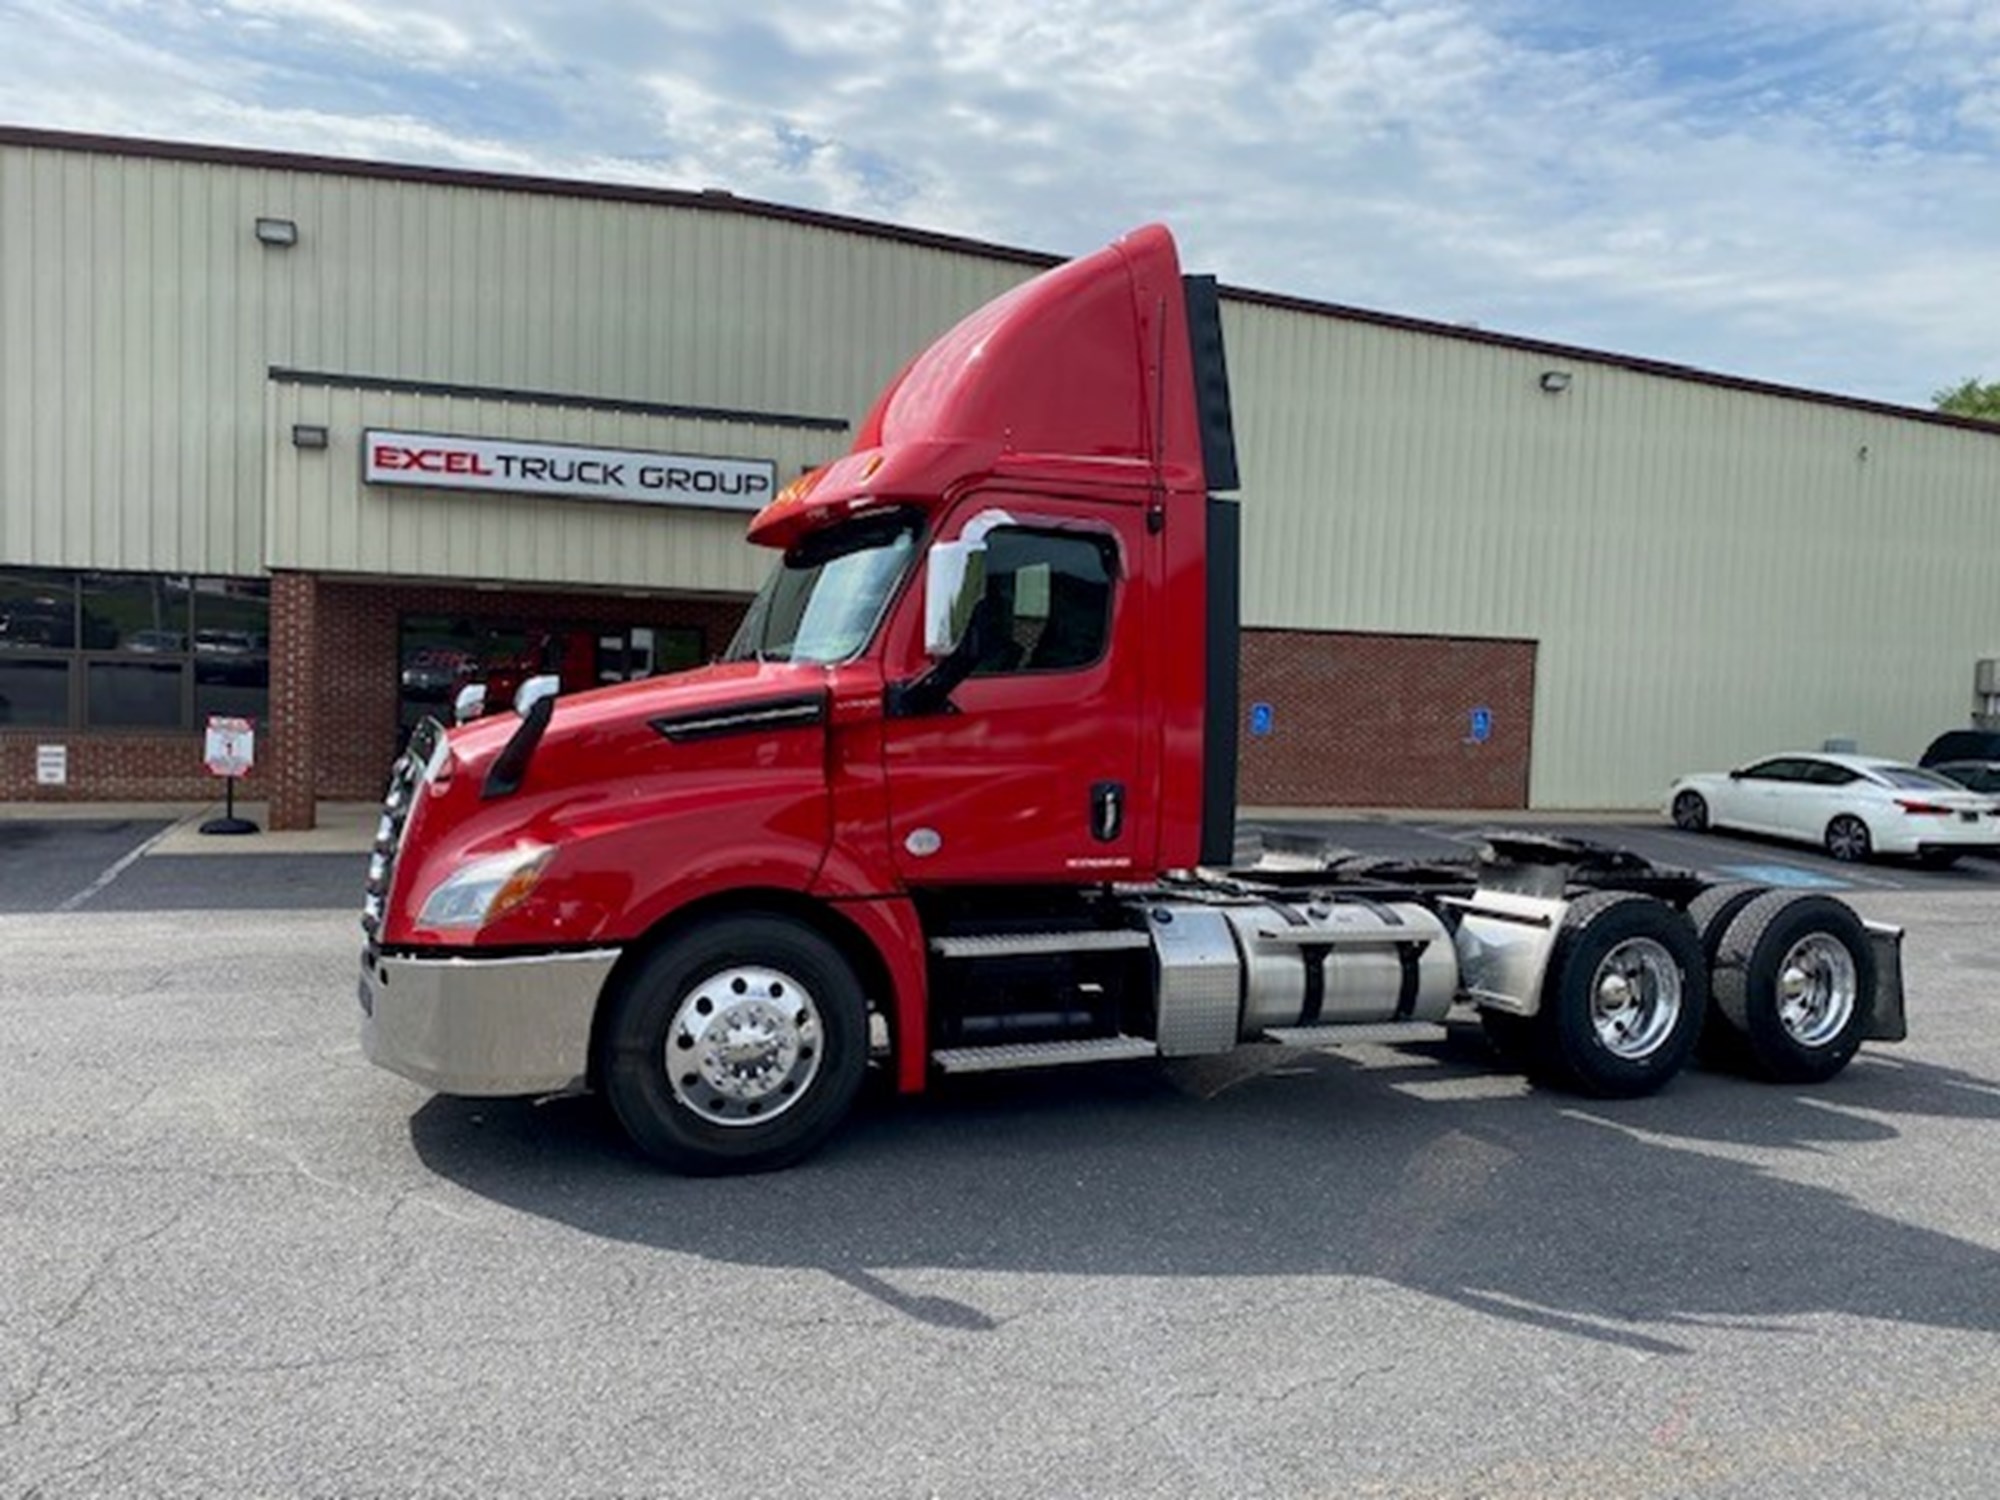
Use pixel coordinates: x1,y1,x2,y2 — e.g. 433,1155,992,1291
1867,765,1963,791
724,508,920,665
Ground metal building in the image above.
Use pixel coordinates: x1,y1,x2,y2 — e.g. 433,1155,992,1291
3,127,1997,826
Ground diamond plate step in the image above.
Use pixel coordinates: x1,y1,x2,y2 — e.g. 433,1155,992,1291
931,1035,1158,1074
1262,1022,1450,1047
930,930,1151,960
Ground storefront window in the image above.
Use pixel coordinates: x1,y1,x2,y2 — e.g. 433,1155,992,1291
0,571,268,731
82,573,194,652
87,660,185,728
0,658,70,727
0,570,77,651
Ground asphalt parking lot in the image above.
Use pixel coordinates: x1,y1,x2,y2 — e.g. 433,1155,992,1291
3,819,1999,1496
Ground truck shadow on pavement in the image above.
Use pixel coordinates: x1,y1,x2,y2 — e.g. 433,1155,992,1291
408,1033,2000,1351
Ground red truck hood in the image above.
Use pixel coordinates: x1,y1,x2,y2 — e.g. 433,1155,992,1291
448,658,828,758
388,658,842,948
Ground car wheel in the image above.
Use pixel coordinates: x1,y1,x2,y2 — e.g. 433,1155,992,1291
1710,891,1876,1084
1823,815,1872,863
1670,790,1710,832
599,914,868,1175
1534,892,1705,1098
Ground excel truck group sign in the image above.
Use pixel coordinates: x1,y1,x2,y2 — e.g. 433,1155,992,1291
363,430,777,512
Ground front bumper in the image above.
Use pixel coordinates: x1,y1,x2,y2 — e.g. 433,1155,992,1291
359,946,620,1096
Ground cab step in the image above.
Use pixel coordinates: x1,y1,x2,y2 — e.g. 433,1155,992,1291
930,930,1151,960
1262,1021,1450,1047
931,1035,1158,1074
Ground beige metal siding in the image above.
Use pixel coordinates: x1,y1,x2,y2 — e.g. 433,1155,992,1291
10,136,2000,808
0,142,1025,578
1226,300,2000,806
266,382,827,592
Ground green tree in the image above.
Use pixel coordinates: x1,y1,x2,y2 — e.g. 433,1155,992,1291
1933,377,2000,423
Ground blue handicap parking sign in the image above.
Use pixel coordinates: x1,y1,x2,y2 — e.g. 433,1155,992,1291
1249,702,1274,738
1468,706,1493,744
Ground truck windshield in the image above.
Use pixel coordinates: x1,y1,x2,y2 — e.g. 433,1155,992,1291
724,508,921,664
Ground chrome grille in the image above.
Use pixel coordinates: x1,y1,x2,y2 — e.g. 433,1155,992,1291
361,717,442,940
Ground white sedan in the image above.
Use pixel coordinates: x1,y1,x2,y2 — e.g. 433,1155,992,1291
1666,752,2000,865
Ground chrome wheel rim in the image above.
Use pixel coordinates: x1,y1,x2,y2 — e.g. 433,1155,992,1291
1774,936,1857,1047
1673,792,1705,830
1827,818,1869,861
665,965,823,1127
1589,938,1683,1060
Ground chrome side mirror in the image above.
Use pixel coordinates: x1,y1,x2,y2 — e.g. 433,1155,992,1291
514,674,560,719
453,683,487,724
924,539,988,658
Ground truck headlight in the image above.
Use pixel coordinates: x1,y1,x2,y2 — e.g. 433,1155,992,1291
417,845,553,929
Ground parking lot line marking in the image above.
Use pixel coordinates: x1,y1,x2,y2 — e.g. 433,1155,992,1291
56,821,185,912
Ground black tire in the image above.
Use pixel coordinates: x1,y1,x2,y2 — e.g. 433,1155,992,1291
1684,882,1768,1068
1670,790,1710,833
1824,814,1873,863
1534,892,1705,1097
598,915,868,1175
1711,891,1876,1084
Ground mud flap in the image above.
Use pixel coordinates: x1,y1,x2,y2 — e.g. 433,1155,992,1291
1862,922,1907,1042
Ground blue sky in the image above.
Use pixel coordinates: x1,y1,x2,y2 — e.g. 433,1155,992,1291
2,0,1996,407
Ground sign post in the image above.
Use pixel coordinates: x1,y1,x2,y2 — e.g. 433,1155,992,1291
200,716,260,836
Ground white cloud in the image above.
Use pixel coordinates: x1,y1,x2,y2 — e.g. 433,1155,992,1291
2,0,1997,403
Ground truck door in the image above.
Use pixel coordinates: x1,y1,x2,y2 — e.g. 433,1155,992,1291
879,501,1150,885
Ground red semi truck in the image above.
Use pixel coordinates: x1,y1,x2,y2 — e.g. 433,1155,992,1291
358,225,1907,1173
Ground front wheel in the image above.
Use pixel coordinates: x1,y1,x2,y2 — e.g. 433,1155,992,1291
1824,815,1873,863
599,915,868,1175
1671,790,1710,833
1535,892,1705,1097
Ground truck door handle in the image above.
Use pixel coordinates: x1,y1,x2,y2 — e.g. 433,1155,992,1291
1091,781,1124,843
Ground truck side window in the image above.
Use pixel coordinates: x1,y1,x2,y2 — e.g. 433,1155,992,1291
968,528,1115,677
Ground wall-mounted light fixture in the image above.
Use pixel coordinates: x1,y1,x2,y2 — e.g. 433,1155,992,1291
1538,370,1573,395
291,423,330,450
255,216,300,247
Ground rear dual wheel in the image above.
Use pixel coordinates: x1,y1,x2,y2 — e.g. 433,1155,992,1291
1685,882,1768,1068
1708,891,1874,1084
1526,892,1706,1097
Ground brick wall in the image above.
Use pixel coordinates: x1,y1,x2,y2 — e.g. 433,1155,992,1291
1238,628,1536,808
310,578,753,803
0,733,269,803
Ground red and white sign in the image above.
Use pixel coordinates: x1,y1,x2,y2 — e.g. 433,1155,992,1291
203,716,256,779
362,430,777,513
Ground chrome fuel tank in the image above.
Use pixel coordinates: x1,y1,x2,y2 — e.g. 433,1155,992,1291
1219,897,1456,1033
